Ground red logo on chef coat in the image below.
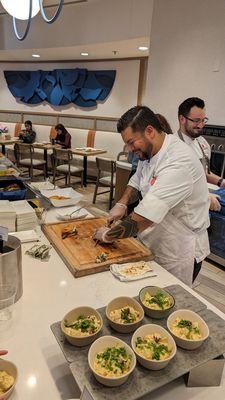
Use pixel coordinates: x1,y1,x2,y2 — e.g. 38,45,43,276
150,176,157,186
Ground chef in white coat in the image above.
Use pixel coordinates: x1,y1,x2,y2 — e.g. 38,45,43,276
177,97,223,280
177,97,224,211
93,106,210,287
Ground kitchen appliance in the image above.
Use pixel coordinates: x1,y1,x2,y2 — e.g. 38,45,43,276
203,125,225,267
0,236,23,302
203,124,225,177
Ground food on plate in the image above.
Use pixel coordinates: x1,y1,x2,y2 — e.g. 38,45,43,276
61,226,77,239
143,290,173,310
94,345,132,377
119,261,152,277
0,183,21,192
0,370,14,394
109,306,140,324
5,168,17,176
171,318,202,340
135,333,172,361
95,252,108,263
49,195,70,200
64,315,101,337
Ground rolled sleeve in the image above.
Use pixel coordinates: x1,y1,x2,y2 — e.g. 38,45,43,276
135,193,169,223
134,164,193,224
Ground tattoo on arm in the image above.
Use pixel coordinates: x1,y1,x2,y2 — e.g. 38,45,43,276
119,186,141,206
106,216,139,239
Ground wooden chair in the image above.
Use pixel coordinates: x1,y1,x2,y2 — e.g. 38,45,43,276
52,148,84,187
92,157,116,210
14,143,46,179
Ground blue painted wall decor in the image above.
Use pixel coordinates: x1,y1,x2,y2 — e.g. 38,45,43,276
4,69,116,108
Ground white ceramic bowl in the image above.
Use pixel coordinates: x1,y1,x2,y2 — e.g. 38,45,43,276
139,286,175,319
167,309,209,350
61,306,103,347
106,296,144,333
131,324,177,370
88,335,136,387
0,359,18,399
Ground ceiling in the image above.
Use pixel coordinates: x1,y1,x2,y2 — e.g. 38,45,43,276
0,37,149,62
0,0,151,62
0,0,88,14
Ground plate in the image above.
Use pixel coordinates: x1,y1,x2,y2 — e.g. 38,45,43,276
10,229,40,243
41,188,83,207
56,206,93,220
30,181,55,191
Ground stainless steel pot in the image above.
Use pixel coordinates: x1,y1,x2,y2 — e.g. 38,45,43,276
0,236,22,302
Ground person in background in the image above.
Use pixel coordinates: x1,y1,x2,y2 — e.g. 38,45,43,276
177,97,223,281
55,124,71,149
93,106,210,287
19,120,36,144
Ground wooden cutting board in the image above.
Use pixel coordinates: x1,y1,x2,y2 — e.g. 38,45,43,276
42,217,153,277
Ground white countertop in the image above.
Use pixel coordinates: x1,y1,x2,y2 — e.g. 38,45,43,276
2,207,225,400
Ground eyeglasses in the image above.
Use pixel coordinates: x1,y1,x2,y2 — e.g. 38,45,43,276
184,116,209,124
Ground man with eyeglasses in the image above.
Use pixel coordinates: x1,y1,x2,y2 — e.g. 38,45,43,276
177,97,223,281
177,98,224,210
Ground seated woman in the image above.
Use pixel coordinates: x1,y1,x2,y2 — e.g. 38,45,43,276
19,120,36,144
54,124,71,149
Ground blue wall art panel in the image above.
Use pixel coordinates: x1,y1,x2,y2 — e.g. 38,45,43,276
4,69,116,108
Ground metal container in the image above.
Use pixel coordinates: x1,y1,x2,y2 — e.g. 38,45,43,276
0,236,22,302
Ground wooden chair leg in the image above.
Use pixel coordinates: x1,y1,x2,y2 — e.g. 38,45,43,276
65,174,68,186
93,174,100,204
109,184,114,210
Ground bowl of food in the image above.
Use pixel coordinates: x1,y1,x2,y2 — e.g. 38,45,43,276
139,286,175,319
106,296,144,333
167,309,209,350
131,324,176,370
0,359,17,399
88,335,136,387
61,306,103,346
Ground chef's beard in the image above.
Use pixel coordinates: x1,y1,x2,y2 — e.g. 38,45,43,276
185,127,203,139
135,141,153,160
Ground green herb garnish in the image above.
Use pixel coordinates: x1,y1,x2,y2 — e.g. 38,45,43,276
96,346,131,374
121,307,136,323
147,291,171,310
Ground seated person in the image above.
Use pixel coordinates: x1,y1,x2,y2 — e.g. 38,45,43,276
55,124,71,149
19,120,36,144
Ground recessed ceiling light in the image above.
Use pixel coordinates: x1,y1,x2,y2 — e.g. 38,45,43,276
80,52,89,56
138,46,148,51
32,54,40,58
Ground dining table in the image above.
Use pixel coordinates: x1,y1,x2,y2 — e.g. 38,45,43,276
0,137,20,155
71,148,107,186
32,142,62,178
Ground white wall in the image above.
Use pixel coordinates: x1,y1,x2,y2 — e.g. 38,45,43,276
144,0,225,132
0,59,140,118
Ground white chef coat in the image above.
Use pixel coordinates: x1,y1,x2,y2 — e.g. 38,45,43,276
175,131,211,161
128,134,210,285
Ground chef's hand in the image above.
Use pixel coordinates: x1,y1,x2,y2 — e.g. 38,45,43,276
0,350,8,356
107,203,127,226
93,227,115,243
209,193,221,212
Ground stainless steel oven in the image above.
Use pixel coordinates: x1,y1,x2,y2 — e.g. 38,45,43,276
203,125,225,267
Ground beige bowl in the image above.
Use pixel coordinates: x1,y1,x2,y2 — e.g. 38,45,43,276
0,359,18,399
131,324,177,370
106,296,144,333
167,309,209,350
61,306,103,347
88,335,136,387
139,286,175,319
